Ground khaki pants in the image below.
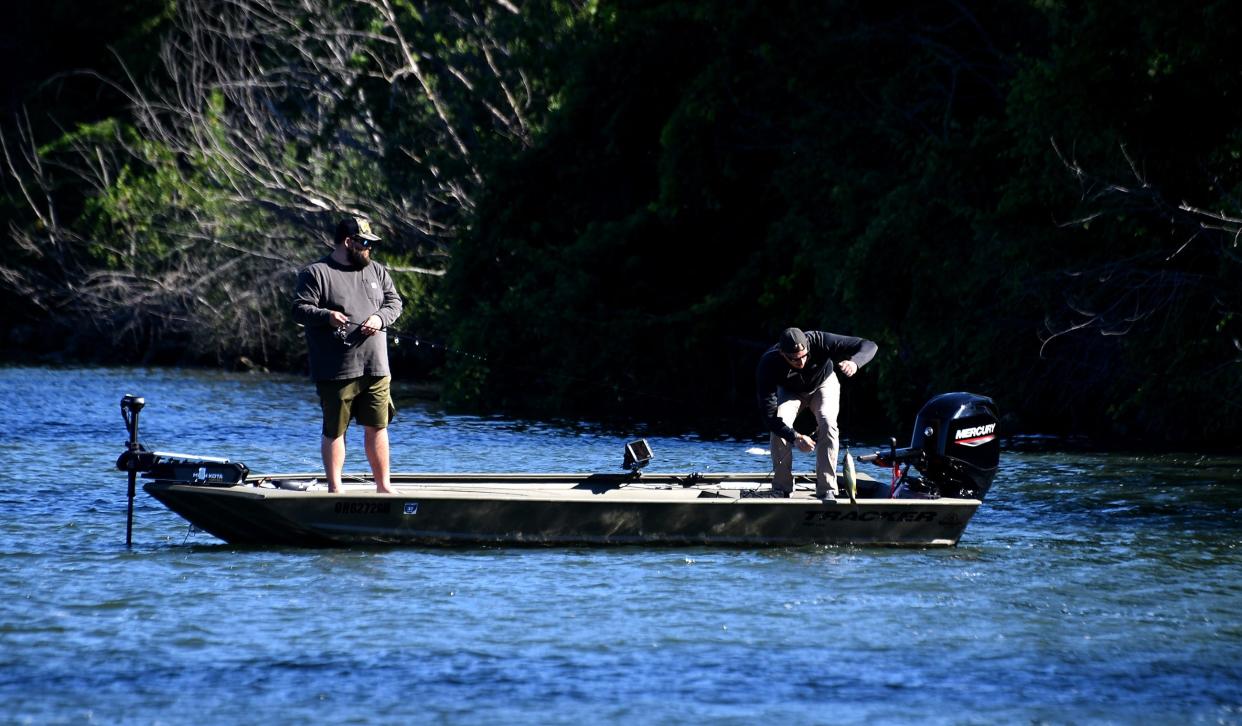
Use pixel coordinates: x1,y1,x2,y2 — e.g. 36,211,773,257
770,373,840,497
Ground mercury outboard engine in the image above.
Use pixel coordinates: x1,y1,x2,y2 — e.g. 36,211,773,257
861,392,1000,500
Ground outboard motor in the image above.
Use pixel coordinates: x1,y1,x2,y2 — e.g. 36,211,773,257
862,392,1000,500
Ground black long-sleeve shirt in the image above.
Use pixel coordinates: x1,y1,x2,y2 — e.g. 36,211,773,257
755,330,877,440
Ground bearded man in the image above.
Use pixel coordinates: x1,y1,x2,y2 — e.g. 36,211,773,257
292,216,403,493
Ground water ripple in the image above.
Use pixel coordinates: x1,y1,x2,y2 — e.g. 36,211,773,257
0,366,1240,723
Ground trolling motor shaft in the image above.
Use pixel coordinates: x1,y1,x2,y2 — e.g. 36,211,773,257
121,394,145,547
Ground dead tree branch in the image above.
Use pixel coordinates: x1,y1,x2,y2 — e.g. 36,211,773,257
1043,139,1241,361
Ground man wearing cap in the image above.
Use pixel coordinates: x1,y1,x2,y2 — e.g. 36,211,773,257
292,216,403,493
753,328,878,498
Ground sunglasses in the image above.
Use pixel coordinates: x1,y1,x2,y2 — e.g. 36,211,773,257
351,237,376,249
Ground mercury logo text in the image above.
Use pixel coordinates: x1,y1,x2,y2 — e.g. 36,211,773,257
955,423,996,440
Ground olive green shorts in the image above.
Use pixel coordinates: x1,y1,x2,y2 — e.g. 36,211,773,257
316,375,396,439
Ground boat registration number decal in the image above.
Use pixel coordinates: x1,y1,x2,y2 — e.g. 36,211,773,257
333,501,392,514
803,510,936,524
404,502,418,515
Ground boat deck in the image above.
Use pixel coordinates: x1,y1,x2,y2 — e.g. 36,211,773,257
246,469,902,500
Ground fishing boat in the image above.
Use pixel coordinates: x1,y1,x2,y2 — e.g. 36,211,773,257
117,392,1000,548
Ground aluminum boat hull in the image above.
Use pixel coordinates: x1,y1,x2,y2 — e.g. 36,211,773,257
143,471,981,547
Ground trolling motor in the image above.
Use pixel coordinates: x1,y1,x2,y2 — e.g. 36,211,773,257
859,392,1000,500
116,394,250,545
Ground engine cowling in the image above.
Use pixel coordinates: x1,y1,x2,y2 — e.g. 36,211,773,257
909,392,1000,499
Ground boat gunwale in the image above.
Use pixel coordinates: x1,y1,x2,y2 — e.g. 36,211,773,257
144,479,983,506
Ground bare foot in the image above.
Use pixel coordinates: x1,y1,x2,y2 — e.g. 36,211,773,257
377,485,396,494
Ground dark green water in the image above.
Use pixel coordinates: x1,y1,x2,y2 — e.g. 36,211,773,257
1,367,1239,724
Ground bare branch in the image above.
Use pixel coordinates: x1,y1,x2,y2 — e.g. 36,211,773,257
1043,139,1240,361
2,0,562,363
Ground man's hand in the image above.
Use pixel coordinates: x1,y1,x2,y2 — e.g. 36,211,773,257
793,432,815,452
838,360,858,377
328,311,350,329
359,314,383,336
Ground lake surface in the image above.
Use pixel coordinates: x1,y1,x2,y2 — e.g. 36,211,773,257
1,366,1240,724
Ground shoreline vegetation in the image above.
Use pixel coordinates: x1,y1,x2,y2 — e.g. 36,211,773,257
2,1,1240,449
8,357,1238,457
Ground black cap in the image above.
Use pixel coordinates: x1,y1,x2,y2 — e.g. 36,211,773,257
335,216,381,244
779,327,808,355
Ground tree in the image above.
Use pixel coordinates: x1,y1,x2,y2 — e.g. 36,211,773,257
999,0,1242,442
2,0,571,365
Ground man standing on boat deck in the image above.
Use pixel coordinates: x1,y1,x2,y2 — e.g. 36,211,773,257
292,216,403,494
753,327,877,499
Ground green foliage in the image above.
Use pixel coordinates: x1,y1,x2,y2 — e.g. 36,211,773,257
3,0,1239,444
442,0,1241,443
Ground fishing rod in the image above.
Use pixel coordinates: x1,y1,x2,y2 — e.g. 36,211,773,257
330,318,485,361
838,369,902,500
329,319,692,408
